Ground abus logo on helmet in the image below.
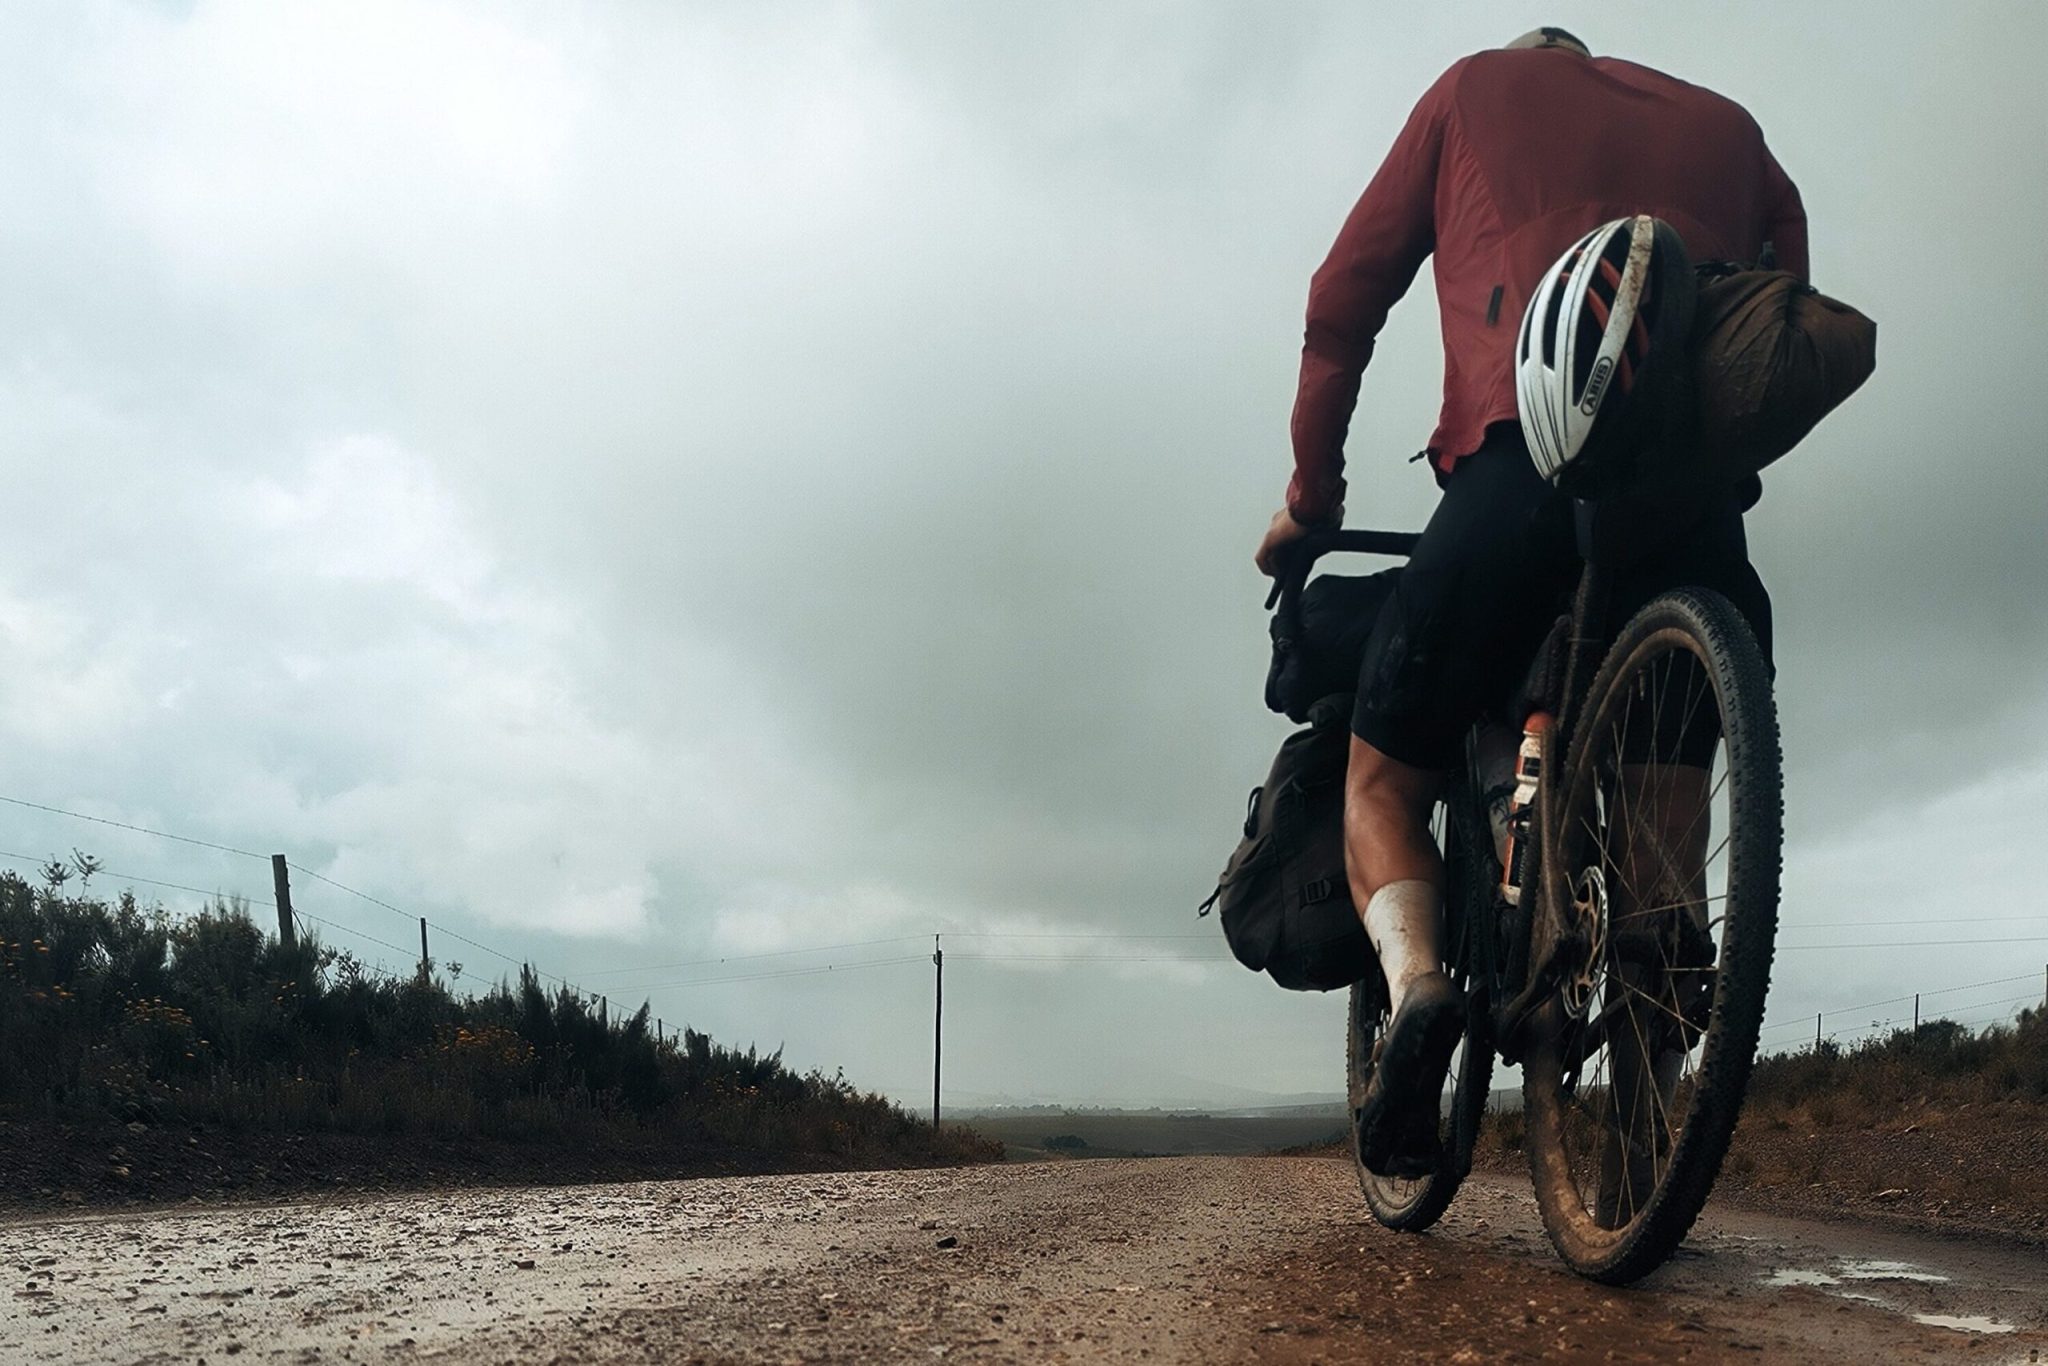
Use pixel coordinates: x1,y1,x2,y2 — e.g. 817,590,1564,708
1579,356,1615,416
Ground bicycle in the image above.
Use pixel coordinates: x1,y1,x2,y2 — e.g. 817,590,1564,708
1270,518,1781,1284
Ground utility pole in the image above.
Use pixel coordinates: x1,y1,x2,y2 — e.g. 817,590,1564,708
1815,1012,1822,1050
932,934,944,1130
1913,994,1920,1034
271,855,297,949
419,917,430,980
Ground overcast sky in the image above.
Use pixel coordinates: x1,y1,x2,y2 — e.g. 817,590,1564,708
3,2,2044,1109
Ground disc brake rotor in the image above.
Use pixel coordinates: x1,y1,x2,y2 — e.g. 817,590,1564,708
1560,864,1608,1020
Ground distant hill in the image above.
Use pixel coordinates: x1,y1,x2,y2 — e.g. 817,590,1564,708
970,1110,1347,1162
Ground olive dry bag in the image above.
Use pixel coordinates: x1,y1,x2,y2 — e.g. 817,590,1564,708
1687,269,1876,478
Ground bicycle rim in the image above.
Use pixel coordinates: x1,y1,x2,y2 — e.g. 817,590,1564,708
1521,588,1781,1283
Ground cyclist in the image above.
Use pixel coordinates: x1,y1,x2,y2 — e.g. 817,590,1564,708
1253,28,1806,1177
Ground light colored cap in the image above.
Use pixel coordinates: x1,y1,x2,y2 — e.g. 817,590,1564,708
1504,27,1591,57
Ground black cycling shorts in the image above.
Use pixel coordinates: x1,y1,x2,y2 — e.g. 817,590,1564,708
1350,424,1773,771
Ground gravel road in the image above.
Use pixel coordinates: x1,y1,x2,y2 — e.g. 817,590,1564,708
5,1156,2043,1363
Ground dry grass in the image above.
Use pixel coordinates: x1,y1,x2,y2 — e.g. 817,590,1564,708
1471,1009,2048,1236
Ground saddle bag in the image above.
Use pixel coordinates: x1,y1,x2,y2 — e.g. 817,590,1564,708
1199,702,1374,992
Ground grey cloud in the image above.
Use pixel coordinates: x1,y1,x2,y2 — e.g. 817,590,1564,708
0,1,2041,1103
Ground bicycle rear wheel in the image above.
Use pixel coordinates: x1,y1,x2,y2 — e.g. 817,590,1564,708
1348,782,1496,1232
1520,588,1781,1283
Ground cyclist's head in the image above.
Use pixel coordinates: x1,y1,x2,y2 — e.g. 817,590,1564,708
1503,27,1590,57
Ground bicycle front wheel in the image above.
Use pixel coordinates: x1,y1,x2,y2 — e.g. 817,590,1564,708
1521,588,1781,1283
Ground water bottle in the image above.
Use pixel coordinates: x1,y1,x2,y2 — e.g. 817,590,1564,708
1501,712,1552,906
1475,723,1519,870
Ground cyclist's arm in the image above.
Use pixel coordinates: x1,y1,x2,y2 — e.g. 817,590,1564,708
1760,143,1809,282
1287,63,1457,527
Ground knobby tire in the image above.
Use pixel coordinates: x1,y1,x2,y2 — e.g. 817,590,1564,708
1520,587,1782,1284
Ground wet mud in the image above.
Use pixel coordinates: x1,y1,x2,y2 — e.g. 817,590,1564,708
3,1157,2042,1363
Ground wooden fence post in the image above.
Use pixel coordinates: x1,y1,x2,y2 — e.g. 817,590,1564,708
271,855,296,948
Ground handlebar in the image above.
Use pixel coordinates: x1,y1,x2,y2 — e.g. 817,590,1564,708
1264,528,1422,611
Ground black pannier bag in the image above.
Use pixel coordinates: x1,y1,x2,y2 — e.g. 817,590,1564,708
1200,700,1372,991
1206,566,1400,992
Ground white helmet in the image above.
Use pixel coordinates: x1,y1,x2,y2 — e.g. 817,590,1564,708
1515,214,1695,490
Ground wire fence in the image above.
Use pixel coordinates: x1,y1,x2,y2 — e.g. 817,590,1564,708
5,789,2045,1056
1757,969,2046,1054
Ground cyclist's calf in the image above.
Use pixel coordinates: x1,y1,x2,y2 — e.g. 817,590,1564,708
1344,735,1448,1014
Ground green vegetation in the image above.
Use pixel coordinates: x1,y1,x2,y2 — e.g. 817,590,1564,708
1745,1009,2048,1115
0,869,996,1167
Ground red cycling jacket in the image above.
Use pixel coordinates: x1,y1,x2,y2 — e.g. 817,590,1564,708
1287,49,1808,525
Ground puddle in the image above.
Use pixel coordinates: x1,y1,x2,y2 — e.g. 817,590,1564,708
1913,1313,2016,1335
1838,1259,1950,1284
1761,1258,2018,1339
1762,1257,1951,1290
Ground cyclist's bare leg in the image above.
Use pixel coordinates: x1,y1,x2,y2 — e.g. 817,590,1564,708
1345,736,1467,1175
1343,736,1445,1013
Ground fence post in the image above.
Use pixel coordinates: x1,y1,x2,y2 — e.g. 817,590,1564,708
271,855,297,949
932,934,943,1130
418,917,430,980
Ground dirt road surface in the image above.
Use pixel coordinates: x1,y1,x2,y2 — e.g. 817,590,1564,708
5,1157,2043,1363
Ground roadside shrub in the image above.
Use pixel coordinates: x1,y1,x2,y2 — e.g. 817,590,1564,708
1746,1007,2048,1116
0,870,1000,1167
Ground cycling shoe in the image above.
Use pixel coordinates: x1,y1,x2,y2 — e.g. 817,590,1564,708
1355,971,1467,1179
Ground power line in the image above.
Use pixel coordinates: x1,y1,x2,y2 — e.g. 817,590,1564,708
0,849,275,908
287,861,418,929
1761,971,2040,1033
0,796,266,860
423,921,578,991
1779,936,2048,951
575,930,1223,981
950,953,1234,964
286,862,583,994
1784,913,2048,929
576,935,930,978
630,955,929,991
0,846,567,989
291,908,420,962
1817,989,2042,1048
942,931,1218,941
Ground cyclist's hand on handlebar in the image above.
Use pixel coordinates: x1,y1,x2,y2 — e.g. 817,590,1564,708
1255,506,1334,577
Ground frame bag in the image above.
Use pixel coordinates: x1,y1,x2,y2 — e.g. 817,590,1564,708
1199,703,1374,992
